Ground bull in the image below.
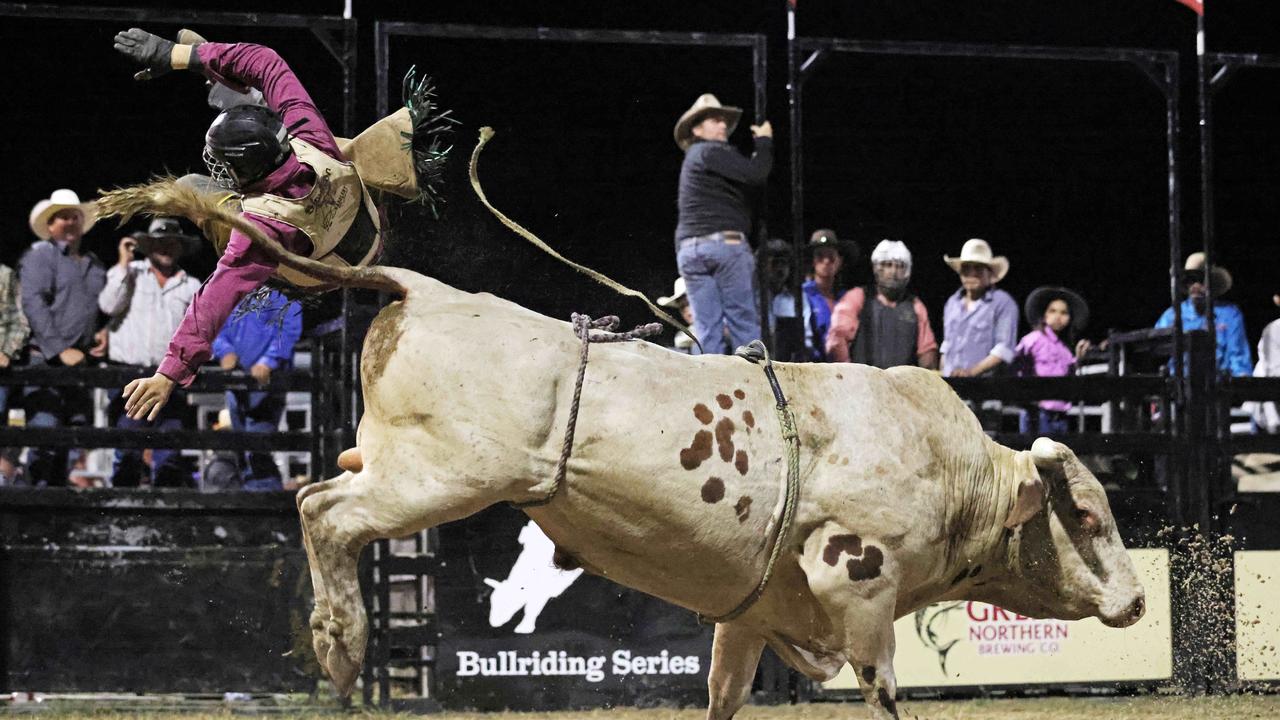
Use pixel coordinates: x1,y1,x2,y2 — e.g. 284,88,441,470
97,180,1145,720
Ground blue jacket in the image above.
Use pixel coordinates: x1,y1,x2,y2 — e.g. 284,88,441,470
212,290,302,371
801,280,845,362
1155,299,1252,377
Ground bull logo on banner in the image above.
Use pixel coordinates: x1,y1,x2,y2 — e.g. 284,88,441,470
484,521,584,634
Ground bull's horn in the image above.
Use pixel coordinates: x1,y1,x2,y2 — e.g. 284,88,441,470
483,578,502,589
1030,437,1067,469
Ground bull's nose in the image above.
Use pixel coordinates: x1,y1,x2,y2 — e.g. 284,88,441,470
1129,595,1146,621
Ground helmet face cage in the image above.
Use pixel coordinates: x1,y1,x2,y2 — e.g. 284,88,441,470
203,146,239,189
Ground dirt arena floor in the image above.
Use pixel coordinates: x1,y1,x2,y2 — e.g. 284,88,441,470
12,695,1280,720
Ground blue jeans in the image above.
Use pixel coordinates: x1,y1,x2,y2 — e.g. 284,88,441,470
677,238,761,355
226,389,284,491
109,388,191,488
1019,408,1071,436
22,381,90,487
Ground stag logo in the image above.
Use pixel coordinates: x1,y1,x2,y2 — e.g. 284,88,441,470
484,521,584,634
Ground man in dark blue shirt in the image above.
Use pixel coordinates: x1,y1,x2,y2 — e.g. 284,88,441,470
673,94,772,354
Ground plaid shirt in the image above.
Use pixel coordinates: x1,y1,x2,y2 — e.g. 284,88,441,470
0,264,30,359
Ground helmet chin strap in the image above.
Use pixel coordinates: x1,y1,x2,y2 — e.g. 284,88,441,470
878,280,909,301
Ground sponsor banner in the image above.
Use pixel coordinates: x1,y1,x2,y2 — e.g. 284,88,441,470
824,548,1171,690
1235,551,1280,681
434,506,713,710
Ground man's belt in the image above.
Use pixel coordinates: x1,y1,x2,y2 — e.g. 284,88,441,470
679,230,747,249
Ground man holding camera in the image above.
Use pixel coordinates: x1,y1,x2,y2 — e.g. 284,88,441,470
99,218,201,486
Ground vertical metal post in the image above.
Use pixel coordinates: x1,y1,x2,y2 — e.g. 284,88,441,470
376,21,391,118
786,0,805,358
752,35,772,349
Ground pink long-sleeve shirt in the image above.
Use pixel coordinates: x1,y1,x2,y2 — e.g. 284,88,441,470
158,42,343,385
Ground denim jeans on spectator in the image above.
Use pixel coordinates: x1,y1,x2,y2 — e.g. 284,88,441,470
1019,407,1071,436
677,239,760,355
226,388,284,491
22,383,90,487
108,387,191,487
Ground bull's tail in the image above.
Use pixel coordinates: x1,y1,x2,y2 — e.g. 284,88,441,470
96,177,408,296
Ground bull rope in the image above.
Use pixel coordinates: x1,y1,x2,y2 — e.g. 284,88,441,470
698,340,802,625
511,313,661,509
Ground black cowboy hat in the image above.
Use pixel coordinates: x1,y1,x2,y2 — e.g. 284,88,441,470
135,217,202,257
1024,286,1090,332
807,229,861,265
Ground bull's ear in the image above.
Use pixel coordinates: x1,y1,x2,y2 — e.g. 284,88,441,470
1005,475,1046,529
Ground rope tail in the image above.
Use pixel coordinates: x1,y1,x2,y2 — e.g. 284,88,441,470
468,127,699,350
95,177,407,296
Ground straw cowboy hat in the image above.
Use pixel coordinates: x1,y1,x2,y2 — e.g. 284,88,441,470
658,277,688,308
1024,286,1090,332
673,94,743,152
1183,252,1232,297
134,217,202,257
943,238,1009,283
28,189,98,240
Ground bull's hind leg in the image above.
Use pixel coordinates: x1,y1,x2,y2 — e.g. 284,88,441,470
299,468,494,695
800,523,901,720
705,622,766,720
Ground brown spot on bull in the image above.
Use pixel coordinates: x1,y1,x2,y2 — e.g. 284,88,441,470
823,534,862,566
693,403,714,425
841,457,850,466
716,393,734,409
701,477,725,503
733,389,745,400
743,411,755,428
715,417,736,462
860,665,876,683
361,301,407,385
847,545,884,581
809,407,825,421
827,453,839,464
734,495,752,522
680,430,713,470
836,373,844,380
734,450,749,475
876,687,897,716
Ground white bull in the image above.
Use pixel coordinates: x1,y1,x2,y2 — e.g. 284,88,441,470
293,266,1145,720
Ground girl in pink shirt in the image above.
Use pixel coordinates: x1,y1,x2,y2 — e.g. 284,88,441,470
1015,286,1090,435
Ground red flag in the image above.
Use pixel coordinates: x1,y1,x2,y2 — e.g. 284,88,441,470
1173,0,1203,15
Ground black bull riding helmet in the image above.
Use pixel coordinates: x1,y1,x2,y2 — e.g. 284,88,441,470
203,104,292,189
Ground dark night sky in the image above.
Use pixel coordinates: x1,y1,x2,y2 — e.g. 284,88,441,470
4,0,1279,347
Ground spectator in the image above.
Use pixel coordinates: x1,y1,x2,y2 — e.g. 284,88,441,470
673,93,772,354
826,240,939,369
1249,295,1280,433
1015,286,1091,435
0,261,30,418
1155,252,1251,378
99,218,202,487
800,230,852,362
940,238,1018,378
0,447,26,486
658,278,696,353
20,189,108,486
212,290,302,491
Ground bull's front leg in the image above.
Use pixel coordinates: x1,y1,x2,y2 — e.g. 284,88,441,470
800,523,901,720
705,621,766,720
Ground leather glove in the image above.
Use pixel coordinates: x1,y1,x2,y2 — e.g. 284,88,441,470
114,28,200,81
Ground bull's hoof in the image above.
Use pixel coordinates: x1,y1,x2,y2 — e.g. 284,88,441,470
320,619,368,698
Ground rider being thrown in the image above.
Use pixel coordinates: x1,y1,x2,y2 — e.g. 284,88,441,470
111,28,450,421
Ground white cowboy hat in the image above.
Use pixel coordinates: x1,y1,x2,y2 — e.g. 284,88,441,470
658,277,688,307
28,189,98,240
673,94,743,152
943,238,1009,283
1183,252,1232,297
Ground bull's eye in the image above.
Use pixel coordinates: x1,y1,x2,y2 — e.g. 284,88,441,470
1074,506,1099,534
